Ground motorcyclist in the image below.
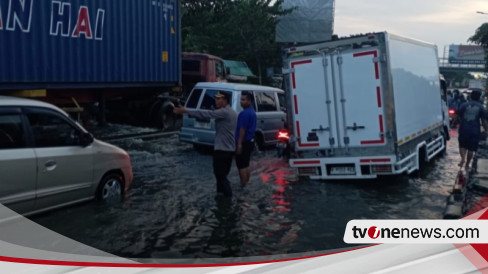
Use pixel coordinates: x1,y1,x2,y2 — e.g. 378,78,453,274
448,90,466,127
448,90,466,111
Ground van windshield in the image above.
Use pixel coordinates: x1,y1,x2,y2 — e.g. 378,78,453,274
186,89,203,108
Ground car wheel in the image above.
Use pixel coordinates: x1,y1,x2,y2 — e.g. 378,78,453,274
97,173,124,202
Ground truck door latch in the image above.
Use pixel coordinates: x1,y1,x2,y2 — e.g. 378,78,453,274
311,125,330,132
346,123,365,131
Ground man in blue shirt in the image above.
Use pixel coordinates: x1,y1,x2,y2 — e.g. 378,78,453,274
235,92,257,186
455,90,488,170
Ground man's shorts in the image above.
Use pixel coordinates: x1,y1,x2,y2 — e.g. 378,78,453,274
459,133,480,152
235,140,254,169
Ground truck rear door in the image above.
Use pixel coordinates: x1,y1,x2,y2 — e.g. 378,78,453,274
289,48,386,151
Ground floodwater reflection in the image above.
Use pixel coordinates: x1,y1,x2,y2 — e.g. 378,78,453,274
30,126,467,258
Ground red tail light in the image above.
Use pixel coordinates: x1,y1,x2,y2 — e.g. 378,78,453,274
278,130,290,141
448,109,456,115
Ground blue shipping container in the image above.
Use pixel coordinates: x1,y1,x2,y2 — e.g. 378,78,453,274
0,0,180,88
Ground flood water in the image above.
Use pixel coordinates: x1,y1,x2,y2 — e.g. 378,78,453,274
30,125,473,259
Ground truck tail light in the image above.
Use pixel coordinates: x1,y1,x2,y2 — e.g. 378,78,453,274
448,109,456,115
278,130,290,142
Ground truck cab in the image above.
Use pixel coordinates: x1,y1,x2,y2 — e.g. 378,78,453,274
182,52,228,98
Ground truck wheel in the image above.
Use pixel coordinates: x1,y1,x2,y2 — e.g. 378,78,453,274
97,173,124,203
440,133,448,156
411,147,427,177
418,146,428,168
159,105,175,130
443,126,450,141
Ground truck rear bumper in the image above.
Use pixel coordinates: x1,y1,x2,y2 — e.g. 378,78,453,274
289,156,399,180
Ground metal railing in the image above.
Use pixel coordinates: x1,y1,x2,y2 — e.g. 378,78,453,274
439,58,486,72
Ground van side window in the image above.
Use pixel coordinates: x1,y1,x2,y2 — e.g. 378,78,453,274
256,91,277,112
243,90,256,110
27,112,81,148
200,89,232,110
278,93,286,112
186,89,203,108
0,114,25,149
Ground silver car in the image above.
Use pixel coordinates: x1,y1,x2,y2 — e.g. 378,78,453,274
0,96,133,216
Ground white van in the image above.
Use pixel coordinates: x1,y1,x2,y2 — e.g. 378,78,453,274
0,96,133,216
179,82,286,149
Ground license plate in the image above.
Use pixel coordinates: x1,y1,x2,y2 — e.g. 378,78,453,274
194,121,211,129
331,166,356,175
276,142,287,149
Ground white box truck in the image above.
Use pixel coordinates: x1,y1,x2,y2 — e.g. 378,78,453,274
282,32,450,179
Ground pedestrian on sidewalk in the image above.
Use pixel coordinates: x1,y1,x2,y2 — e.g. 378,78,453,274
235,91,257,186
455,90,488,170
174,92,237,197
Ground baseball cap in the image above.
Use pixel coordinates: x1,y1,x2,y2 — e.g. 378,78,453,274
214,92,227,99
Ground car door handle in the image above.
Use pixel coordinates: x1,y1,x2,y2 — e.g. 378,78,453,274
44,160,57,171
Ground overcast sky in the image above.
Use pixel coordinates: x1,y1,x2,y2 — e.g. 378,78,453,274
333,0,488,57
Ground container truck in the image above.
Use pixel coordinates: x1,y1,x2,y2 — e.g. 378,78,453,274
0,0,182,127
107,52,228,128
0,0,231,129
282,32,450,179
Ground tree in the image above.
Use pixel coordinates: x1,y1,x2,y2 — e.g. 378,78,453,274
181,0,291,84
468,23,488,75
468,23,488,46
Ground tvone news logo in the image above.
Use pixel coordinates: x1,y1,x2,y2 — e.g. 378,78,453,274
353,226,381,239
350,226,382,239
345,220,484,244
351,225,444,239
368,226,380,239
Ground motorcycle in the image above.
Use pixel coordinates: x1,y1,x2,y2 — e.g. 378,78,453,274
276,129,290,158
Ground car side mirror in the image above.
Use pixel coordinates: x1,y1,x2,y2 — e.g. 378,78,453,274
80,132,94,147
